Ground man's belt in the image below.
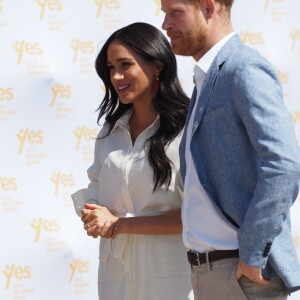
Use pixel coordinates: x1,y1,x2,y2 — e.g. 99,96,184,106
187,249,239,267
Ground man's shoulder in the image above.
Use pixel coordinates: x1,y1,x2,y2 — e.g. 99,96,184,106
218,40,275,83
223,36,269,68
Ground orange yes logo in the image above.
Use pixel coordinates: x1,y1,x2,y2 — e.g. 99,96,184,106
29,218,60,243
293,236,300,248
277,72,289,85
292,111,300,127
12,41,43,65
50,172,75,197
153,0,160,16
69,259,89,283
70,39,95,63
50,83,72,107
74,126,98,150
265,0,285,11
0,176,17,191
293,111,300,143
2,265,31,290
240,31,265,46
290,29,300,51
94,0,120,18
0,88,13,101
37,0,63,20
16,129,43,154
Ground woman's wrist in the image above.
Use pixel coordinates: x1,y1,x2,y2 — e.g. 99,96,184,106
114,217,126,235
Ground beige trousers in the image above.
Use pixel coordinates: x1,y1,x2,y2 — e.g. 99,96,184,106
191,258,288,300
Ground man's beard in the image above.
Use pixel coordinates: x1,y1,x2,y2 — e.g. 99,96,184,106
171,21,209,58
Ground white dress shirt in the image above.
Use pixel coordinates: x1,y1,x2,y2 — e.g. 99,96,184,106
182,32,239,253
72,109,193,300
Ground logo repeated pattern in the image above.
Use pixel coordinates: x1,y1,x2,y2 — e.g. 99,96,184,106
16,129,43,154
1,1,300,299
12,41,43,65
2,265,32,290
93,0,120,18
37,0,63,20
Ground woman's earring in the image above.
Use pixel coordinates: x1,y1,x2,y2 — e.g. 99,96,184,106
152,76,160,92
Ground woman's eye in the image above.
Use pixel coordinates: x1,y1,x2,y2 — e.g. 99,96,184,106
107,65,114,70
122,62,131,67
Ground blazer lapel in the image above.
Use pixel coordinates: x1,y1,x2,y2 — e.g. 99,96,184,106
191,65,219,137
191,34,242,137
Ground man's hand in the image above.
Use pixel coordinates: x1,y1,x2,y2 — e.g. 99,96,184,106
235,260,270,284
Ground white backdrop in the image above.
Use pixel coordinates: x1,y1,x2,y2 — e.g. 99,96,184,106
0,0,300,299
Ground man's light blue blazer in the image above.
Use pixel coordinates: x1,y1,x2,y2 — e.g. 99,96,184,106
179,34,300,293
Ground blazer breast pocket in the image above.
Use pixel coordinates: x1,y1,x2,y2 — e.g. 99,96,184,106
201,104,228,129
204,103,227,115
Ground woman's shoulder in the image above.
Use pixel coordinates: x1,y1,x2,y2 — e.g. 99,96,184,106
97,123,111,138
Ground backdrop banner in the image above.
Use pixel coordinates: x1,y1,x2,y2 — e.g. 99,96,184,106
1,0,300,299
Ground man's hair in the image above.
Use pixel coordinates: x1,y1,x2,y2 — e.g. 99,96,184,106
215,0,234,10
191,0,234,11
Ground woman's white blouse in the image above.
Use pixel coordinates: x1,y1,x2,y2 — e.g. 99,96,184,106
73,110,193,300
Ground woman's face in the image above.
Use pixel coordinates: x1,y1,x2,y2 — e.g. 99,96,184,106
107,40,157,106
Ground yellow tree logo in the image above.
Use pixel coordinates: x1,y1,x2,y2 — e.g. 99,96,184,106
50,172,75,197
290,29,300,51
293,236,300,248
94,0,120,18
70,39,95,63
0,176,17,191
240,31,264,46
153,0,160,16
12,41,43,65
16,129,43,154
277,71,289,85
293,111,300,127
50,83,72,107
37,0,63,20
2,265,31,290
29,218,61,243
69,259,89,283
73,126,98,150
293,111,300,143
0,87,14,101
264,0,285,11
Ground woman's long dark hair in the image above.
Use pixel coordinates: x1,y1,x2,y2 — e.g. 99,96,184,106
95,22,189,191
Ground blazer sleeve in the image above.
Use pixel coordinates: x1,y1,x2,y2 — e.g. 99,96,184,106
230,52,300,268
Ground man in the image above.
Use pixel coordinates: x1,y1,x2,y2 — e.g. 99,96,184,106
161,0,300,299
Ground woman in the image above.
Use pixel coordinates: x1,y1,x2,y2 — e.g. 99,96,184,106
72,22,193,300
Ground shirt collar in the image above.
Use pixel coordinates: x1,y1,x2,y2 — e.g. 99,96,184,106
110,108,160,134
193,32,236,77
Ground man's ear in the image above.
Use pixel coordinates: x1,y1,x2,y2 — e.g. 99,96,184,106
203,0,215,19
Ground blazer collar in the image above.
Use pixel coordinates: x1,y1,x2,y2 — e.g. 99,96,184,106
212,34,242,69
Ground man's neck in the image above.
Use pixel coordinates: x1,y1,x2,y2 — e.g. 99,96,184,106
193,22,234,61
